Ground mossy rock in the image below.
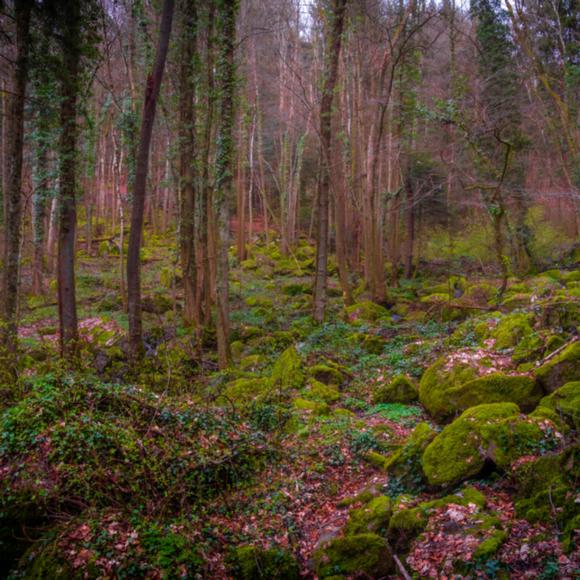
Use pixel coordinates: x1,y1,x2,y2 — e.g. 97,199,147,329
223,377,274,403
513,447,579,544
305,380,340,403
344,496,392,536
422,403,560,487
313,533,393,578
272,346,305,390
535,381,580,430
535,342,580,392
502,292,532,310
245,295,274,308
309,361,348,386
464,283,497,305
445,373,543,414
419,356,479,420
229,545,299,580
373,375,418,404
491,312,534,350
537,298,580,330
382,423,435,491
231,340,244,360
564,270,580,283
292,398,330,415
16,539,74,579
350,333,384,355
345,300,389,323
387,486,486,552
473,529,507,559
529,405,568,432
239,354,266,371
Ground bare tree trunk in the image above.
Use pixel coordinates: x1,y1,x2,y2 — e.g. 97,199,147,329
313,0,347,323
214,0,239,368
403,176,415,278
127,0,175,360
1,0,32,357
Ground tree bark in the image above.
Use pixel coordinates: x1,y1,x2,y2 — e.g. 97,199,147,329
313,0,347,323
127,0,175,360
1,0,33,356
178,0,198,326
214,0,239,368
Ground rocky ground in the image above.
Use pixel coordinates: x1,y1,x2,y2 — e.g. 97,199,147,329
1,238,578,578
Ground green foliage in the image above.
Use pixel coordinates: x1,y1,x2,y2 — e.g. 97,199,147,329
372,375,418,404
228,545,299,580
536,381,580,430
344,496,392,536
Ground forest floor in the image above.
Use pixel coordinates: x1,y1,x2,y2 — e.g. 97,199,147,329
1,235,579,579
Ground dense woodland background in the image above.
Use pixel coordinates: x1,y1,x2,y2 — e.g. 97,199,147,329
0,0,578,578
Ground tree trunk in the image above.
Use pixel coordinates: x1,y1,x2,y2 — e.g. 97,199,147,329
127,0,175,360
313,0,347,323
403,176,415,278
214,0,239,368
1,0,32,356
178,0,198,326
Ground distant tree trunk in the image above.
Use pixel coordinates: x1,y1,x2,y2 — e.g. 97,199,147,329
313,0,347,323
1,0,32,356
32,146,49,295
57,2,81,359
178,0,198,326
214,0,239,368
403,176,415,278
127,0,175,360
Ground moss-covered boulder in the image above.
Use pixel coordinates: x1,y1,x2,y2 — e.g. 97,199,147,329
292,397,330,415
388,487,486,552
422,403,561,487
344,496,392,536
445,373,542,413
229,545,299,580
223,377,274,403
272,346,305,390
382,423,435,491
304,380,340,403
535,381,580,430
491,312,534,349
373,375,418,404
314,534,393,578
345,300,389,323
419,356,478,420
535,342,580,392
309,362,347,386
513,447,579,552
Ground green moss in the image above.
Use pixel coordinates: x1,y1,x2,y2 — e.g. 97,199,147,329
382,423,435,491
337,489,376,508
272,347,305,390
239,354,266,371
309,361,348,386
491,313,534,349
345,301,389,323
565,270,580,283
223,377,274,403
314,534,393,578
305,380,340,403
422,403,557,487
292,398,330,415
373,375,418,404
333,408,356,418
446,373,542,413
245,295,274,308
529,406,568,432
282,282,311,296
473,529,507,559
229,545,299,580
535,342,580,392
344,496,392,536
536,381,579,429
419,357,478,420
363,451,389,469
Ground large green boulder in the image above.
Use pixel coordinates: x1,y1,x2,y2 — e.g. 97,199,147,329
491,312,534,349
535,381,580,430
314,534,393,578
422,403,561,487
382,423,435,491
223,377,274,403
272,346,305,390
229,545,299,579
535,342,580,392
445,373,542,413
419,356,478,420
373,375,418,404
344,496,392,536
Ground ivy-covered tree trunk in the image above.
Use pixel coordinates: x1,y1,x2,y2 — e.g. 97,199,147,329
1,0,33,357
127,0,175,360
214,0,239,368
57,0,81,359
313,0,347,323
178,0,198,326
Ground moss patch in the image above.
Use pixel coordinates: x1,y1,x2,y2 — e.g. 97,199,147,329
373,375,418,404
229,545,299,579
535,342,580,392
272,346,305,390
344,496,392,536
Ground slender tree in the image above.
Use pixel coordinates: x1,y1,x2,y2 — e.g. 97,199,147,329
1,0,33,359
126,0,175,360
214,0,239,367
313,0,347,323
